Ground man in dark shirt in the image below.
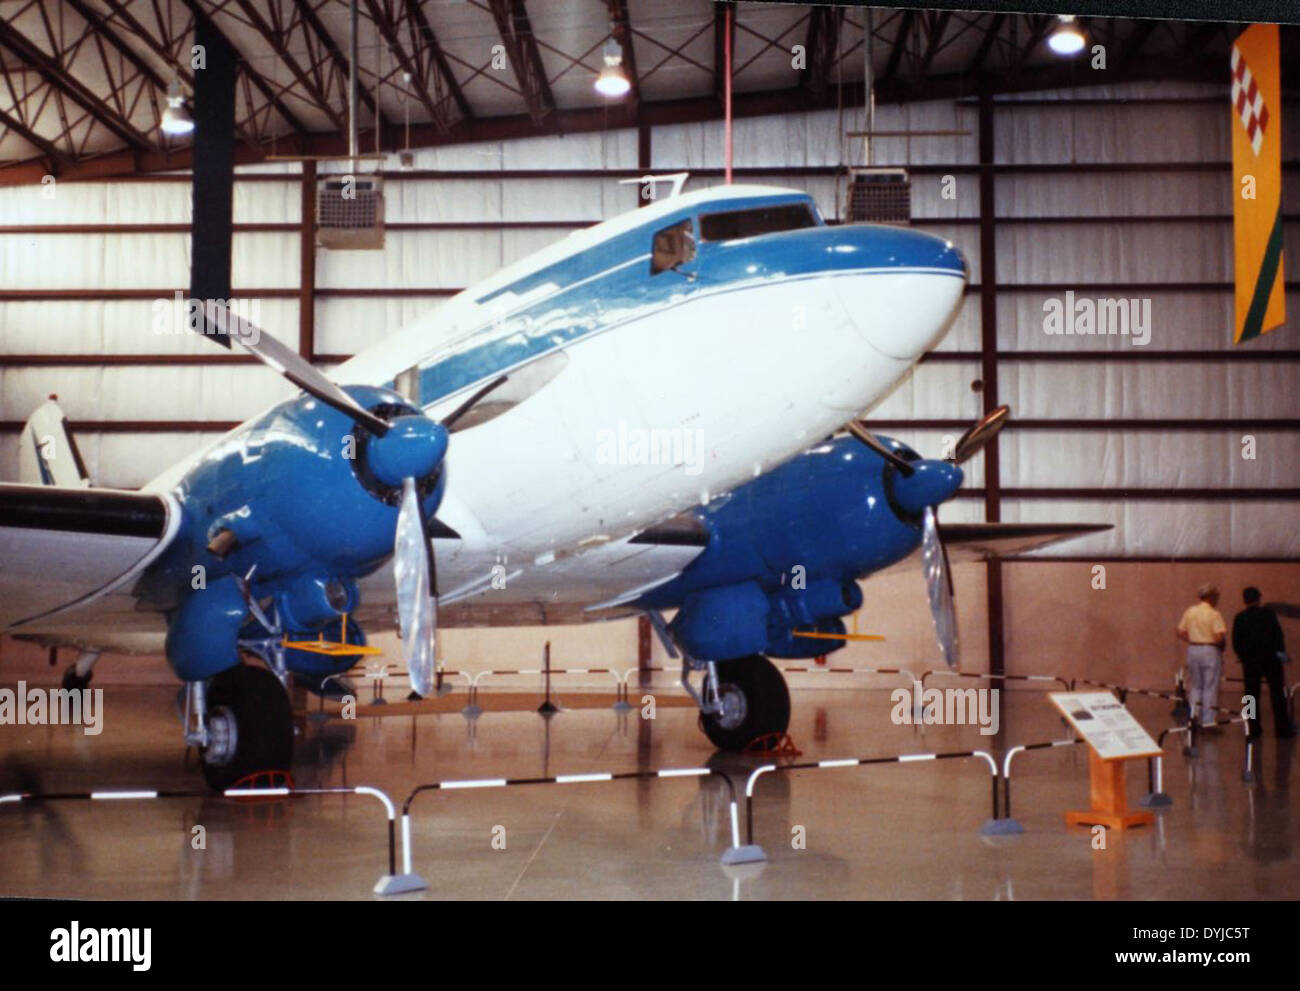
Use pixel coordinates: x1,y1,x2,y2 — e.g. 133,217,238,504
1231,587,1294,739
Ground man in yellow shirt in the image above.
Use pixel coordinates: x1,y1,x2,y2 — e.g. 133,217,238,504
1176,583,1228,729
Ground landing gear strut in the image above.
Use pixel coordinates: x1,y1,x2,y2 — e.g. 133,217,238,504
60,650,99,691
188,664,294,791
696,655,791,751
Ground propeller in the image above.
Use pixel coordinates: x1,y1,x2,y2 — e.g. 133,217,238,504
847,420,915,476
391,374,507,698
201,307,506,698
921,505,958,668
949,404,1008,465
846,404,1011,668
394,477,437,697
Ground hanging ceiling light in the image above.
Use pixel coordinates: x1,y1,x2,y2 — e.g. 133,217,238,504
594,35,630,98
161,78,194,135
1047,15,1087,56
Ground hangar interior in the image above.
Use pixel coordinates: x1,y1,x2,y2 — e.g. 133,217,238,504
0,2,1297,899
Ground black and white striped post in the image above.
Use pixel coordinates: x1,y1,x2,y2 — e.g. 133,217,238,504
995,738,1086,831
0,784,402,895
741,748,999,847
914,670,1072,722
1071,678,1184,703
395,764,755,894
918,670,1072,694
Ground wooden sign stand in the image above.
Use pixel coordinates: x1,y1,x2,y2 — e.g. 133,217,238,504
1065,748,1154,831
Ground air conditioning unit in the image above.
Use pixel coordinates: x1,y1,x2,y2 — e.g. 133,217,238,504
317,175,385,249
846,167,911,225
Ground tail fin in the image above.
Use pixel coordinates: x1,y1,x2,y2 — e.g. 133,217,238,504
18,396,90,487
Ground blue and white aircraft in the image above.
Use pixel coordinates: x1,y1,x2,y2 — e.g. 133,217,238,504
0,183,1104,786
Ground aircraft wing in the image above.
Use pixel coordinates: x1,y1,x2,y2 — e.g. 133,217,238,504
938,522,1112,559
0,483,181,634
353,514,709,628
873,521,1113,577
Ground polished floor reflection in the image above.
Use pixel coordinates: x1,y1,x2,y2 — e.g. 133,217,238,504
0,686,1295,899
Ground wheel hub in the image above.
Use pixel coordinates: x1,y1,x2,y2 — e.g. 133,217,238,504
204,706,238,766
714,683,748,730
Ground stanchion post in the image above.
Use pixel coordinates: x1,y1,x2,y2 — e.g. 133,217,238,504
984,746,1024,835
462,673,483,719
538,641,558,715
1140,752,1172,807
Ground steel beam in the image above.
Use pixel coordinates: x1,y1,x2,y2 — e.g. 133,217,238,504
486,0,554,125
801,5,842,101
605,0,640,109
227,0,349,134
404,0,472,120
0,14,154,150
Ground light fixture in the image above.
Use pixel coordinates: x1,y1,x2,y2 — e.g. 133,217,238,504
594,36,630,98
1047,15,1087,56
161,78,194,135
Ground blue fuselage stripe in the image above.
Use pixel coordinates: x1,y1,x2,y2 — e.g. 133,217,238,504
417,194,965,407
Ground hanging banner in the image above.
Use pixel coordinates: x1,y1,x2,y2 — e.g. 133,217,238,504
1231,23,1285,343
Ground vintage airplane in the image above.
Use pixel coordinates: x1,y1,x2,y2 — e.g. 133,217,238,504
0,182,1106,787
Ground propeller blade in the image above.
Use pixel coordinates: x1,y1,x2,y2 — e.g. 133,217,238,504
847,421,916,476
950,405,1009,465
217,313,392,437
394,477,437,698
921,505,959,669
441,374,509,431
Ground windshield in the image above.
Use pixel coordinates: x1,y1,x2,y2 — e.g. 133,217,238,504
698,203,817,242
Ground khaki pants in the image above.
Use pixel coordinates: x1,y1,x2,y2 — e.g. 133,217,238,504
1186,644,1222,725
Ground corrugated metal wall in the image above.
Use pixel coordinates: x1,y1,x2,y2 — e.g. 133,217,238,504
1,80,1296,558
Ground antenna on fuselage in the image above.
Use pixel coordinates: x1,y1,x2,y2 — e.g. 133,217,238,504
618,172,691,200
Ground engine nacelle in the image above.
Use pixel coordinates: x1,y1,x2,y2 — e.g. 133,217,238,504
769,578,863,629
669,581,770,661
638,435,961,664
145,384,446,682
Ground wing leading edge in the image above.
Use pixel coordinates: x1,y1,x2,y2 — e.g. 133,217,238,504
0,483,181,632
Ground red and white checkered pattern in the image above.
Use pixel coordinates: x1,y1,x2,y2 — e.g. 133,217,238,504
1231,45,1270,156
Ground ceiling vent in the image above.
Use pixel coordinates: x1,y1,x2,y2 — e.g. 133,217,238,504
846,167,911,225
316,175,385,249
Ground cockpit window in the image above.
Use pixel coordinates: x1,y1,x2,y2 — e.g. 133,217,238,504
698,204,817,242
650,219,696,275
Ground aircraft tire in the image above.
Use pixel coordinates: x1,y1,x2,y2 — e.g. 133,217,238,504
200,664,293,791
61,665,92,692
699,655,791,751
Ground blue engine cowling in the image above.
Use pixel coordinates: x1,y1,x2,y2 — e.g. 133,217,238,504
642,435,961,663
142,385,445,682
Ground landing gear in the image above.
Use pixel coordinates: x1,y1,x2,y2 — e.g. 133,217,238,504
197,664,293,791
60,650,99,691
698,655,791,751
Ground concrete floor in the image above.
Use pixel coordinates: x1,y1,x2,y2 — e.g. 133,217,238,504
0,685,1295,900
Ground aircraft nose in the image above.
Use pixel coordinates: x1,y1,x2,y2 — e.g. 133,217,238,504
831,226,968,361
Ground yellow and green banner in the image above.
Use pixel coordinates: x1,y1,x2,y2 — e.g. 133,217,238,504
1231,23,1285,343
